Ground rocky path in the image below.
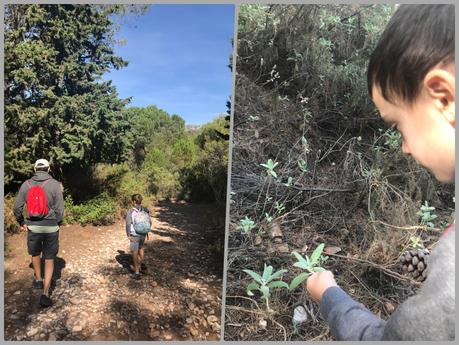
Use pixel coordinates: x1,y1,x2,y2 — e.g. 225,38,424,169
4,201,224,341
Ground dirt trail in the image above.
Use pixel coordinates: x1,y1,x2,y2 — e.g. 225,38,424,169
4,200,223,341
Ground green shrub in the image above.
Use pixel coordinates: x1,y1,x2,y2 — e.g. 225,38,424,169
65,192,117,226
118,171,153,209
64,195,77,225
4,194,20,234
93,163,130,197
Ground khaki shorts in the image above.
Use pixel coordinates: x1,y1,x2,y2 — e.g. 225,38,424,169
129,235,146,251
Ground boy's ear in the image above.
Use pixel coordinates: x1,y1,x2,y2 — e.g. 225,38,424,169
424,67,455,126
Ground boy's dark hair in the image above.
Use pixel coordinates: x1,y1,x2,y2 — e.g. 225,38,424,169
35,166,50,172
367,4,454,103
132,194,142,204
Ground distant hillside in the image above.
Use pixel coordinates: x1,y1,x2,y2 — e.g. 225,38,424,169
185,124,202,133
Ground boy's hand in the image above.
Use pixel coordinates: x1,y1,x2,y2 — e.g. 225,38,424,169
306,270,338,303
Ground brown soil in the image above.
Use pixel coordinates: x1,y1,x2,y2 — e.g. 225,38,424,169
4,200,224,341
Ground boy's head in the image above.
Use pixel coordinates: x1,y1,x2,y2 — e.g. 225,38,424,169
368,5,455,183
132,194,143,205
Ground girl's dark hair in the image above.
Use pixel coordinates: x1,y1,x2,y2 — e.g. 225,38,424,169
132,194,142,204
368,5,454,103
35,166,49,172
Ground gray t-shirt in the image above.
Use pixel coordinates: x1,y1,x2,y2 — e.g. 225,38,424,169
319,227,455,340
28,225,59,233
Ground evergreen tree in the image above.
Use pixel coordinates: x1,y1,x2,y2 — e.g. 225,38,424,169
4,4,133,190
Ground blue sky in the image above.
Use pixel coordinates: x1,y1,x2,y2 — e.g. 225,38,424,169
104,5,235,125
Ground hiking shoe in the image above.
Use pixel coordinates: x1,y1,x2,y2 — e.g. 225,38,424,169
39,294,52,308
130,273,141,280
32,279,44,289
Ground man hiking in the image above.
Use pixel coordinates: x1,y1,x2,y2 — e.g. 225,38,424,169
13,159,64,307
125,194,152,280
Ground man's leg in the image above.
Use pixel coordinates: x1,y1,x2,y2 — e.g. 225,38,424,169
27,231,43,288
31,255,42,281
43,259,54,296
39,231,59,307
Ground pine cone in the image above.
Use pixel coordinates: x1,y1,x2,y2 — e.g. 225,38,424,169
399,248,430,281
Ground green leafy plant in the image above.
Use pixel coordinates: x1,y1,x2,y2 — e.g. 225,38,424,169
65,192,117,226
297,159,309,172
244,264,289,310
301,136,310,153
303,109,313,122
274,201,285,213
260,159,279,178
238,216,256,234
383,129,402,149
409,236,424,249
265,213,273,223
417,201,438,230
229,191,236,204
289,244,328,291
283,176,293,187
278,95,289,101
375,128,402,151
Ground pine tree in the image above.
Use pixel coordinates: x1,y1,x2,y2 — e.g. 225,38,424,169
4,4,133,190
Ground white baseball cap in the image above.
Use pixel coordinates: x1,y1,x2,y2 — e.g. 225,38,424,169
34,159,50,169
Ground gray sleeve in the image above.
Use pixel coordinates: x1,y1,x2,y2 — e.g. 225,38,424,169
320,229,455,341
53,180,64,224
13,182,28,225
320,286,386,340
382,229,455,340
125,210,132,237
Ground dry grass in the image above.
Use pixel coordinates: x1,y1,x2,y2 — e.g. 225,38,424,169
224,75,453,341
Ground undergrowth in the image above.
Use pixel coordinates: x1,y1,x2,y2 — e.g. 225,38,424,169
224,4,454,341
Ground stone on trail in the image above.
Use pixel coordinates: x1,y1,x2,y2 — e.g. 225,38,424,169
26,328,38,337
211,322,221,332
207,315,218,324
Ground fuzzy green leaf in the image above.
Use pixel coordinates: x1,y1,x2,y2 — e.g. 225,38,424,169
262,264,274,281
246,282,259,296
310,243,325,264
243,269,263,284
267,269,288,282
289,272,309,291
313,267,325,272
267,280,289,289
259,285,270,299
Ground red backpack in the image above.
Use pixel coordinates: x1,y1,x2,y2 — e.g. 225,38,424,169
26,180,50,218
